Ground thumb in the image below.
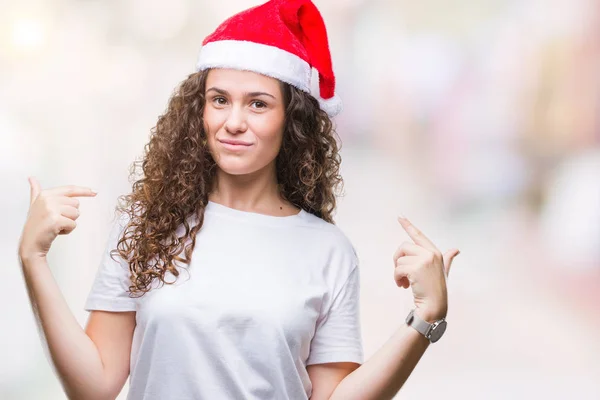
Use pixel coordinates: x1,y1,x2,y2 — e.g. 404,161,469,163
29,176,41,206
443,248,460,277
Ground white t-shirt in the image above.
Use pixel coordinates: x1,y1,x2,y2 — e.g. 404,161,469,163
84,200,364,400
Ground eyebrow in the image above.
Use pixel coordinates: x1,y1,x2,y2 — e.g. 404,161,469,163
206,87,276,99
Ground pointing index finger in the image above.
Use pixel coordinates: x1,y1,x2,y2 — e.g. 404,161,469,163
397,215,438,252
46,185,97,197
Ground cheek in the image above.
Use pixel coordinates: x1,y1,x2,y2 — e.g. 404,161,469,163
203,108,224,140
202,111,219,155
256,130,283,156
202,108,214,130
259,136,284,163
253,116,285,144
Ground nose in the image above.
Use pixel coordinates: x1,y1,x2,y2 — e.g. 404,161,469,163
224,106,248,134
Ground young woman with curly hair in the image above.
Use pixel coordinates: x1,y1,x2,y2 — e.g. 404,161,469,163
19,1,460,399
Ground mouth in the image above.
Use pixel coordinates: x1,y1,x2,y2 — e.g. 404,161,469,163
217,139,254,151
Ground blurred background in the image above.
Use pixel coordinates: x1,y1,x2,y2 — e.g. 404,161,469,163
2,0,599,399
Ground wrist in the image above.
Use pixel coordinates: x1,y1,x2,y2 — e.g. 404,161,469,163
19,252,47,269
415,307,446,323
406,308,448,343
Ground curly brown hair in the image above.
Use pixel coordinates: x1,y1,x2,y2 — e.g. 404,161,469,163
111,68,346,298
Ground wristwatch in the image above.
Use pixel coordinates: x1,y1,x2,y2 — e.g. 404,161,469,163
405,309,447,343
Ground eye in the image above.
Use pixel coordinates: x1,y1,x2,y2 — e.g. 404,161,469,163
213,96,227,106
251,100,267,109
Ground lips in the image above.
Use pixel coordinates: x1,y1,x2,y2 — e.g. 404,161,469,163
217,139,254,152
218,139,252,146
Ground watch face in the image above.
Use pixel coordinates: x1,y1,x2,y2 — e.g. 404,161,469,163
429,320,447,343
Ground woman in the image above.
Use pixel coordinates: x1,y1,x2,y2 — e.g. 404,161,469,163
18,0,459,399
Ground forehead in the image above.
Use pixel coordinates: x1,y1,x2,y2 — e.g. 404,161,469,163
205,68,282,96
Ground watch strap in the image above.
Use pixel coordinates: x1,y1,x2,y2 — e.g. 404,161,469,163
405,308,447,343
405,309,431,337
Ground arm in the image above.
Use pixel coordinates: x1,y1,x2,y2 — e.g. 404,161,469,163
327,309,437,400
326,214,459,400
20,255,135,400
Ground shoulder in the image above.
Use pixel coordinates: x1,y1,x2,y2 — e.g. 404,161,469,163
300,212,359,267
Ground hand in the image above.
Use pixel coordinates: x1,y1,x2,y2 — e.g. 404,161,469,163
393,214,459,321
18,177,97,262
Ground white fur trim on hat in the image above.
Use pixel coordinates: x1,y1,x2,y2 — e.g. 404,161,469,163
196,40,312,92
196,40,342,117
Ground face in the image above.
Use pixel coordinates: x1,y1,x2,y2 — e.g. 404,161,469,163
203,68,286,176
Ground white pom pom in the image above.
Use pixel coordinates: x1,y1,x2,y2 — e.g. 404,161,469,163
318,93,343,117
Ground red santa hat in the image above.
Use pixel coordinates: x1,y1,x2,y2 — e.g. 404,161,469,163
195,0,342,117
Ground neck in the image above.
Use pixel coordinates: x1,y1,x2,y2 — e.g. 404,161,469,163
208,165,291,214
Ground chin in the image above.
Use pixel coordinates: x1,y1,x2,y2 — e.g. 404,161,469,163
216,160,259,175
